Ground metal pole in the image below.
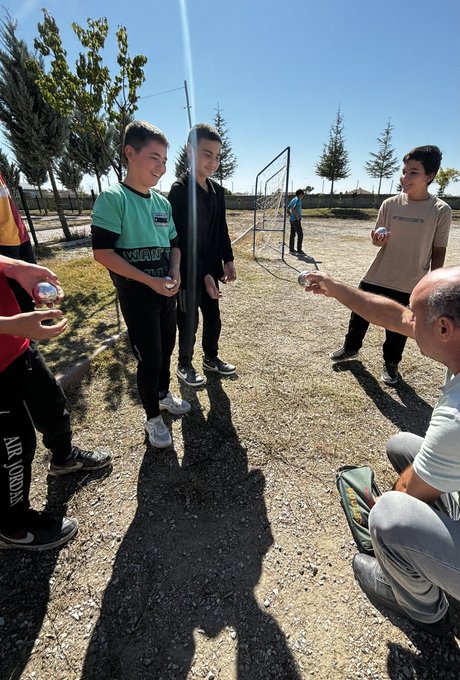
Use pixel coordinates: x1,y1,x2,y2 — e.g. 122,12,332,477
184,80,192,128
17,186,39,247
282,147,290,262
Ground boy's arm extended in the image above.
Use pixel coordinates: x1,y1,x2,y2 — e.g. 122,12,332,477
304,271,414,338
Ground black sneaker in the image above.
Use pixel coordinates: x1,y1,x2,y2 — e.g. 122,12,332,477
0,510,78,551
329,347,359,362
176,364,206,387
203,357,236,375
297,249,306,255
49,446,112,476
353,554,453,638
381,362,400,385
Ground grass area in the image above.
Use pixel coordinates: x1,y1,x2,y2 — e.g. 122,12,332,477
37,256,122,375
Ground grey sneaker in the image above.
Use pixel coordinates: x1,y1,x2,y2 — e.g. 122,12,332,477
176,364,206,387
0,510,78,551
159,391,191,415
329,347,359,362
49,446,112,476
203,357,236,375
353,554,453,638
145,415,172,448
381,362,400,385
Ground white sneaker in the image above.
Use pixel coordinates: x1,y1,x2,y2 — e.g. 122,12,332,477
144,415,172,448
159,392,191,415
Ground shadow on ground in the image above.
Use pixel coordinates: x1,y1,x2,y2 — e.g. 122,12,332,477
386,597,460,679
81,378,300,679
0,467,111,680
334,362,433,436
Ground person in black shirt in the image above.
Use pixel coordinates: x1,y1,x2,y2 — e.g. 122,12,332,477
168,124,237,387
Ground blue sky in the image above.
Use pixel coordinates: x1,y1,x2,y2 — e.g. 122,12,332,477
6,0,460,195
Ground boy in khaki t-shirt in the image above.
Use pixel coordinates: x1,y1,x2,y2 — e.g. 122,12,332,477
330,145,451,385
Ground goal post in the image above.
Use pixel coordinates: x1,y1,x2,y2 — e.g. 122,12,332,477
252,147,290,260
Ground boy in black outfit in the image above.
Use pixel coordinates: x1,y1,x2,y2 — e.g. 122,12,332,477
168,123,236,387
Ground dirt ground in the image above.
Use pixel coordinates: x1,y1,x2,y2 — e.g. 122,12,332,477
1,215,460,680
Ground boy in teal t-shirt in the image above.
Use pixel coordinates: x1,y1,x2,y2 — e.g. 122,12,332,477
288,189,305,254
92,121,190,448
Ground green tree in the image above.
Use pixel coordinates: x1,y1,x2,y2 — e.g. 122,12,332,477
315,107,350,200
303,186,314,194
56,151,84,197
0,148,19,186
34,11,146,181
67,113,116,192
435,167,460,197
212,104,237,185
0,15,71,238
365,120,400,197
174,144,188,179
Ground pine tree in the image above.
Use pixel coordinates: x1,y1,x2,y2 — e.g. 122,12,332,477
365,121,400,197
174,144,188,179
56,152,83,196
0,15,71,239
212,104,237,186
67,113,116,193
315,107,350,200
14,147,49,211
0,148,19,186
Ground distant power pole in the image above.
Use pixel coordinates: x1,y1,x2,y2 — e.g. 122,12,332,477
184,80,192,128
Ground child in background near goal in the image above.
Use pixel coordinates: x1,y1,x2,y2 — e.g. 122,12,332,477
91,120,190,449
288,189,305,254
168,123,237,388
329,145,451,385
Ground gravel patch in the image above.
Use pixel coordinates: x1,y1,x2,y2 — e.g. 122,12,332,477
1,216,459,679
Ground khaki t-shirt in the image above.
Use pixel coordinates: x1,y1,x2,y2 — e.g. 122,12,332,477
363,193,451,293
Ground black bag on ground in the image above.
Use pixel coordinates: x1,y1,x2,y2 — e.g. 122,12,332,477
336,465,382,556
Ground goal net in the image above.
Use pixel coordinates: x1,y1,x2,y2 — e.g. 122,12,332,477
252,147,290,260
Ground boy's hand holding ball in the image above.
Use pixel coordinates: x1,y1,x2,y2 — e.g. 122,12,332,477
371,226,390,246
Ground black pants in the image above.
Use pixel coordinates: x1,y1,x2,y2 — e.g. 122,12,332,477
344,281,410,365
116,279,176,419
177,284,221,366
0,348,72,532
289,219,303,252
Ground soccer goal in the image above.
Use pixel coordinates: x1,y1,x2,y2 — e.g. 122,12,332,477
252,147,290,260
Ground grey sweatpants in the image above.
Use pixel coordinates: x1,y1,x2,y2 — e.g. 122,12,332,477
369,432,460,623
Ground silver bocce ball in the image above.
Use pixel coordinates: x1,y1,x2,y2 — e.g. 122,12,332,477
298,270,312,287
33,281,59,304
374,226,388,237
164,276,176,290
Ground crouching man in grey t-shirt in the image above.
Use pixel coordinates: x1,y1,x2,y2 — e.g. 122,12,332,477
304,265,460,638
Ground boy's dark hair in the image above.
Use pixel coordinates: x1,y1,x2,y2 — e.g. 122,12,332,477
124,120,169,152
187,123,222,146
403,145,442,184
295,189,305,197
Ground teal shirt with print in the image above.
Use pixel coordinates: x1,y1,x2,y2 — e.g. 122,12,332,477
288,196,302,222
92,183,177,278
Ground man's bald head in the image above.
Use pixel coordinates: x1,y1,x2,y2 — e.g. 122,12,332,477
414,266,460,327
